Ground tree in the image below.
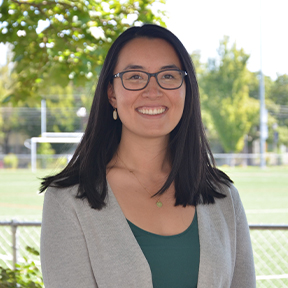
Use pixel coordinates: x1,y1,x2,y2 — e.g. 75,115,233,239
0,60,20,153
191,51,222,151
16,84,81,132
0,0,165,104
268,74,288,147
247,71,273,100
200,36,259,153
270,74,288,107
241,72,288,151
0,59,87,154
0,106,20,153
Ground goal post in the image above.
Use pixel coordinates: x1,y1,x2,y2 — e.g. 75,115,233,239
31,132,83,172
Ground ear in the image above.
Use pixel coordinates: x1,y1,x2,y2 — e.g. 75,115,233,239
107,83,117,108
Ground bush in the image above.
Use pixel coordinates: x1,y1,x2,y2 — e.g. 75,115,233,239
37,142,55,169
55,156,68,169
3,154,18,169
0,246,43,287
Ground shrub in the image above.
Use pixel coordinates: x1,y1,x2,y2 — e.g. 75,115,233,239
0,246,43,287
55,156,68,169
37,142,55,169
3,154,18,169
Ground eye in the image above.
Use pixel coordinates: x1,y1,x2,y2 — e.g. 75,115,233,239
160,71,178,80
124,71,146,81
129,74,142,80
162,73,175,79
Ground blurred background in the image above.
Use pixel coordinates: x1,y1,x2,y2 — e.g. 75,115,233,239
0,0,287,287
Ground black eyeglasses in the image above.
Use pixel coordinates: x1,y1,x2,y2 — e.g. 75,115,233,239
113,69,187,91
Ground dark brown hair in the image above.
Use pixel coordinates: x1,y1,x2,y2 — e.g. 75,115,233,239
40,24,232,209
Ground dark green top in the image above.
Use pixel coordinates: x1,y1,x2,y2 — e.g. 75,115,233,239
127,211,200,288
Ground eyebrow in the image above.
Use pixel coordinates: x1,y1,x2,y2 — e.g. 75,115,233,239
123,65,144,70
123,64,180,71
160,64,180,70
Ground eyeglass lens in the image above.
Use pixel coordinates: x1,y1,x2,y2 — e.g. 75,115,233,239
121,70,184,90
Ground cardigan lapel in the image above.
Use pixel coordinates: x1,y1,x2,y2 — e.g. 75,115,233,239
76,183,153,288
196,193,235,288
196,204,218,288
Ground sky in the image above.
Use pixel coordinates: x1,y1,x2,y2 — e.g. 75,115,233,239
1,0,288,80
164,0,288,79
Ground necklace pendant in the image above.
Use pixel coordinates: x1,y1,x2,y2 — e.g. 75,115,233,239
156,200,163,208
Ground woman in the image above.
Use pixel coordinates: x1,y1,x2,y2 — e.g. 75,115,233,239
40,24,256,288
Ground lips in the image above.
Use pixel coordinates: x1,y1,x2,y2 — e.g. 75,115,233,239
137,107,167,115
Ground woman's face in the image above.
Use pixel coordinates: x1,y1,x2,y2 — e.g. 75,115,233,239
108,37,186,141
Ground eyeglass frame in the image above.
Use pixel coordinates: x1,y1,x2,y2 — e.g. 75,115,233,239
112,69,188,91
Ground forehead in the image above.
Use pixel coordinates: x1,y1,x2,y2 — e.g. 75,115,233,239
115,37,182,71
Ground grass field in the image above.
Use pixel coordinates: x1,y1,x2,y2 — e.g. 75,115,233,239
0,167,287,287
0,169,51,221
222,166,288,224
0,166,288,223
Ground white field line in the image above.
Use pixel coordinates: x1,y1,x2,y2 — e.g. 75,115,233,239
257,274,288,280
246,208,288,214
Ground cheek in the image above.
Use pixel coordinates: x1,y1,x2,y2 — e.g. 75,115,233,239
173,91,186,121
115,92,136,118
175,90,186,109
117,92,133,106
113,85,130,108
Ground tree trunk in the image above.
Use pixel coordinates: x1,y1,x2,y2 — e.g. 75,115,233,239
3,130,11,154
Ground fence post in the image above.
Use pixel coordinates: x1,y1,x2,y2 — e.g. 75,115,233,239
11,219,18,270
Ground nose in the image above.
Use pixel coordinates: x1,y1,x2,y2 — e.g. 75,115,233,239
142,75,162,98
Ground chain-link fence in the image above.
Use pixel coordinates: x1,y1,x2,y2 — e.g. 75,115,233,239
250,224,288,287
213,153,288,167
1,153,288,170
0,221,287,287
0,220,41,270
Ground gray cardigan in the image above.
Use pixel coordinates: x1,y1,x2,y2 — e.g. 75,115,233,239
40,183,256,288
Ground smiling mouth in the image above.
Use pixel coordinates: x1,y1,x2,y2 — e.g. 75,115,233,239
137,107,167,115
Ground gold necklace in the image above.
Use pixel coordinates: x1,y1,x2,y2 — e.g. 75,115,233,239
117,153,163,208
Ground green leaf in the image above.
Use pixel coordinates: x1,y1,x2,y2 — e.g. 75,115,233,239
0,0,166,103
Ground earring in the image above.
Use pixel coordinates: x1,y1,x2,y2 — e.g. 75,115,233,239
113,108,118,120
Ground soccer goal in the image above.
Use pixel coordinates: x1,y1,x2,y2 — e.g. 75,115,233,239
30,132,83,172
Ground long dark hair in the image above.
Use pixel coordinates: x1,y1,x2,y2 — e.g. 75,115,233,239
40,24,232,209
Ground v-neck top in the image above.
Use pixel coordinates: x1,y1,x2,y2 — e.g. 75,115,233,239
127,211,200,288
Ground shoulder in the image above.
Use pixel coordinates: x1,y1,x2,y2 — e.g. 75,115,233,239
44,184,79,204
222,183,244,216
211,182,247,225
198,182,245,224
43,183,115,218
215,182,242,207
43,184,88,218
225,183,241,203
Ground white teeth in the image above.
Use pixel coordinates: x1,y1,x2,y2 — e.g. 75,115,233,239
138,107,166,115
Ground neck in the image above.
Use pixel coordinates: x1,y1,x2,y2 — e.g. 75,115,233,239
116,133,171,176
